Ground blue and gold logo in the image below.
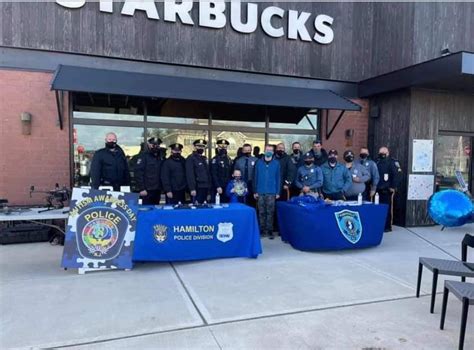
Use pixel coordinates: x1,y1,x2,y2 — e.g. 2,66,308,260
153,224,168,243
334,210,362,244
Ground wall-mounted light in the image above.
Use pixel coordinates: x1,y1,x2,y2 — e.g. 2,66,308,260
20,112,32,135
441,47,450,56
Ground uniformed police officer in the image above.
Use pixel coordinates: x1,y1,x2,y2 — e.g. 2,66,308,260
376,146,402,232
294,152,323,196
186,139,211,204
321,149,352,200
234,143,258,206
211,139,233,203
90,132,130,191
343,150,370,201
358,147,380,199
134,137,163,205
161,143,187,204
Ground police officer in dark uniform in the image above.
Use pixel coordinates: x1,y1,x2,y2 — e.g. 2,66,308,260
376,146,402,232
161,143,187,204
186,139,211,204
211,139,232,203
134,137,163,205
90,132,130,191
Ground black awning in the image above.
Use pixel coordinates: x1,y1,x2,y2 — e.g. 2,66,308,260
51,65,361,112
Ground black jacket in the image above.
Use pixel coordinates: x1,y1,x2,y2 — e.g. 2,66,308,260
161,155,187,192
376,157,402,191
90,146,130,189
134,149,163,192
275,152,296,190
211,154,233,189
186,152,211,191
290,152,304,171
308,148,328,167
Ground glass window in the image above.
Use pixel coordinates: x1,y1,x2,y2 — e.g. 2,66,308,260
147,115,209,125
269,112,318,130
212,131,265,159
268,133,316,154
212,119,266,128
147,128,208,158
73,110,144,121
435,135,472,192
72,125,144,187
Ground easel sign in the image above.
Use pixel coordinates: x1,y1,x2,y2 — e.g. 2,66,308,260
61,188,139,274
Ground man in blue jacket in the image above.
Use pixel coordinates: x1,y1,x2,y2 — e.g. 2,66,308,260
321,149,352,200
294,152,323,196
254,144,281,239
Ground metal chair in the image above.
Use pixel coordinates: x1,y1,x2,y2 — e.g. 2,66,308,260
440,280,474,350
416,234,474,313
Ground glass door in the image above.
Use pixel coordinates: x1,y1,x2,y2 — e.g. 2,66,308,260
435,135,473,192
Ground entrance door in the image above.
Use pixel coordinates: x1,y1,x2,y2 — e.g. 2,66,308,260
435,135,473,192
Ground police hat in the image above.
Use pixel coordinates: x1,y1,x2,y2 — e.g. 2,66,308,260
169,143,183,150
193,139,207,146
328,149,338,156
216,139,230,146
303,152,314,160
147,137,162,145
343,150,354,158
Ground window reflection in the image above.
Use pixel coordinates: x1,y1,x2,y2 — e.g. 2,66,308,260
211,131,265,159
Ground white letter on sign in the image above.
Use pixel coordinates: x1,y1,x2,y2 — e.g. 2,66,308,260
261,6,285,38
230,1,258,34
288,10,311,42
164,0,194,25
56,0,85,9
121,0,160,20
100,0,113,13
199,1,226,29
314,14,334,44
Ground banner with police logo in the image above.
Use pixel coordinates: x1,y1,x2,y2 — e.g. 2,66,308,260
334,209,363,244
61,188,139,272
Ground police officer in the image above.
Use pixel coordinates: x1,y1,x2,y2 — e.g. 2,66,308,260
211,139,233,203
308,140,328,167
294,152,323,196
90,132,130,191
358,147,380,199
321,149,352,200
275,143,296,200
234,143,258,206
343,150,370,201
161,143,187,204
134,137,163,205
376,146,402,232
186,139,211,204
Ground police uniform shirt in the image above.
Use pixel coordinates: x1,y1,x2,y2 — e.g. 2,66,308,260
376,157,402,190
185,152,211,191
90,146,130,189
211,154,232,189
161,155,187,192
134,148,163,192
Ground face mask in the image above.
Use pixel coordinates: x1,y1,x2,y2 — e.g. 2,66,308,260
218,149,227,156
172,152,181,158
344,156,354,162
304,160,313,166
151,147,160,155
293,149,300,155
379,153,387,159
244,152,251,157
360,153,368,160
276,150,284,156
196,148,205,155
328,156,337,166
105,141,116,149
264,151,273,158
233,176,241,181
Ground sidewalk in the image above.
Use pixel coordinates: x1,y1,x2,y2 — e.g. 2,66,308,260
1,224,473,349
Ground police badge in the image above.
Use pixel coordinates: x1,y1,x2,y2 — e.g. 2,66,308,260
334,210,363,244
153,224,168,243
217,222,233,243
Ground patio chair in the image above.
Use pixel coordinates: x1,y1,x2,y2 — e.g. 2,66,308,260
416,234,474,313
440,280,474,350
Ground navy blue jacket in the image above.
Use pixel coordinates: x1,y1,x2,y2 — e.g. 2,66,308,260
321,162,352,195
295,165,323,191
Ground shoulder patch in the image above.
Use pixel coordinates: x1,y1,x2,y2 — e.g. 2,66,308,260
395,161,400,168
136,158,142,165
212,159,216,164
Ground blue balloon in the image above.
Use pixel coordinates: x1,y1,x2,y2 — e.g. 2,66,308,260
428,190,473,227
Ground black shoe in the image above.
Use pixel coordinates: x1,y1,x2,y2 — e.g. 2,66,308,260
384,228,392,232
269,234,275,240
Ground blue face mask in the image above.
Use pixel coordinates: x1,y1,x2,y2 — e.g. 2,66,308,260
264,151,273,158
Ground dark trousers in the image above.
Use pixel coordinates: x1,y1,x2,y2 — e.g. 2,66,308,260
245,182,256,207
166,190,186,205
193,188,209,204
323,192,345,201
378,190,394,230
142,190,161,205
290,186,301,198
257,194,276,236
345,195,359,201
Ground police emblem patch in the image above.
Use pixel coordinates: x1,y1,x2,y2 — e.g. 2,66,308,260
217,222,233,243
153,224,168,243
334,210,363,244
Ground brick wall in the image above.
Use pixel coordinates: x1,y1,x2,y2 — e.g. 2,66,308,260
0,69,70,205
320,99,370,158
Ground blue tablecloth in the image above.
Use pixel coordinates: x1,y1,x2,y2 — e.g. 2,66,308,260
276,202,388,251
133,204,262,261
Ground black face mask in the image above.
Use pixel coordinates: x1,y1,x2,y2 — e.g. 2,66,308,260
105,141,117,149
360,153,368,160
293,149,300,155
328,156,337,167
304,160,313,166
151,147,160,155
196,149,205,155
172,152,181,158
379,153,387,159
218,149,227,156
344,156,354,162
276,150,284,157
244,152,251,157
